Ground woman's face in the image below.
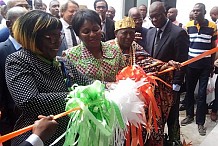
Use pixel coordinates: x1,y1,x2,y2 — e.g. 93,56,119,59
38,29,63,60
79,20,102,49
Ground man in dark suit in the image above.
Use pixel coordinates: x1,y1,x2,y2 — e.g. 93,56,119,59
0,6,27,146
145,2,189,145
94,0,115,41
19,116,58,146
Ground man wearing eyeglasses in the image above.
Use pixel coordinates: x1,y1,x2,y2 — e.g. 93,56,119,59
94,0,115,41
0,6,28,146
145,1,189,145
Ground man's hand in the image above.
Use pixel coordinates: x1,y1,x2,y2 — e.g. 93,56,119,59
32,115,58,142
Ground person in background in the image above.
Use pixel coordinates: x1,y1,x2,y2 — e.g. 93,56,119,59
210,6,218,24
0,6,28,146
64,9,125,82
41,3,47,12
33,0,42,10
19,115,58,146
59,0,80,54
5,10,92,145
138,4,153,29
189,10,194,21
128,7,147,50
167,8,183,27
146,2,189,145
49,0,60,18
209,6,218,121
94,0,115,41
106,6,115,21
7,0,29,10
181,3,217,136
0,5,7,25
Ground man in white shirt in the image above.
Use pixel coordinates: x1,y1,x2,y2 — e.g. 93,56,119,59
138,4,153,29
59,0,80,50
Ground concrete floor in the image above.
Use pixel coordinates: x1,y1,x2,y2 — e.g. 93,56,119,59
179,111,217,146
177,92,218,146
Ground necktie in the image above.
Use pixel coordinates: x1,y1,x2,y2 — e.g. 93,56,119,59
153,29,162,56
68,26,77,46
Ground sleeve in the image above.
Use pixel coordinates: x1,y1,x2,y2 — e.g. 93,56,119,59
5,54,68,115
25,134,43,146
173,29,189,85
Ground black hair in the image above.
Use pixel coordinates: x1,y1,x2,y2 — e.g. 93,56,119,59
72,9,101,36
93,0,108,10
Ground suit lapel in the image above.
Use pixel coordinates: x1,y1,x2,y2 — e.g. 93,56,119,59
154,22,171,58
148,28,156,56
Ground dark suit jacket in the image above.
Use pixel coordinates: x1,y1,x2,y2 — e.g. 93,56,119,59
0,39,21,141
145,21,189,85
19,141,33,146
104,17,115,41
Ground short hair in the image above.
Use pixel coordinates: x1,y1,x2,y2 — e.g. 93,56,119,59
93,0,108,10
60,0,79,13
195,3,206,11
49,0,59,8
138,4,147,8
6,6,27,20
12,10,62,53
72,9,101,36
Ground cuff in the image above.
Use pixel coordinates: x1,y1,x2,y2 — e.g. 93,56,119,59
173,84,181,91
25,134,44,146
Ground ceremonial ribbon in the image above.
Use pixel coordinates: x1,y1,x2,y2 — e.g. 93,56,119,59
158,47,218,75
0,107,81,143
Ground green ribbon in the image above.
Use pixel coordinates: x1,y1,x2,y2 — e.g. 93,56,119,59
63,80,125,146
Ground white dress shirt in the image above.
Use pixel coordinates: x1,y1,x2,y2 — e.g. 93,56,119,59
26,134,43,146
60,18,80,48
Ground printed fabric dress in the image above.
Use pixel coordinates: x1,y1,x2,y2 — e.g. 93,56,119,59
108,40,174,146
64,42,125,82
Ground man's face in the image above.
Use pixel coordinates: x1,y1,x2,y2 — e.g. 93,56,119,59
95,1,107,19
139,5,147,19
149,7,166,28
131,12,143,31
49,1,60,17
34,0,43,10
167,8,177,21
116,28,135,49
210,11,217,22
62,2,78,24
192,4,205,22
106,7,115,20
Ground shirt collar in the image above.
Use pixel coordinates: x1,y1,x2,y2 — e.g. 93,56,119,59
194,19,208,26
80,42,117,59
60,18,70,29
158,19,169,32
9,35,22,51
36,54,59,66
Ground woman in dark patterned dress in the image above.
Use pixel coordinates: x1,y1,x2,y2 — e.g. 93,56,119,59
5,10,92,146
108,17,176,146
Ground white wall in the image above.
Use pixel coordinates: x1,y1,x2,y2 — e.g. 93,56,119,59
176,0,218,25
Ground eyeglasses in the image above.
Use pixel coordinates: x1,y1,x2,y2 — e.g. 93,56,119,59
43,32,65,43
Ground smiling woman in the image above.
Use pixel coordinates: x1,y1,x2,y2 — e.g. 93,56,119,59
64,9,125,82
5,10,93,146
